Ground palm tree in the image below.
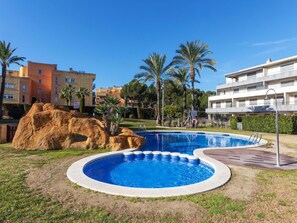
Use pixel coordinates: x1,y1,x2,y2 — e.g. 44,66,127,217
169,67,199,120
76,87,90,112
0,41,25,118
174,40,216,110
59,84,75,106
134,53,173,125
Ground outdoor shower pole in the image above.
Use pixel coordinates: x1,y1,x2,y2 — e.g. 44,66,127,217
265,88,280,166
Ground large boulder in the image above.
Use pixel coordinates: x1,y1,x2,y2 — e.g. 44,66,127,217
12,103,145,150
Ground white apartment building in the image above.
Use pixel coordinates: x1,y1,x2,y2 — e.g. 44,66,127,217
206,55,297,119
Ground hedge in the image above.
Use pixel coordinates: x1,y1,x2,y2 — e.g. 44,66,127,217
241,115,297,134
230,116,237,130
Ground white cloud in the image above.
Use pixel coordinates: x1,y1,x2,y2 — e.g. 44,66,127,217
252,37,297,46
253,46,288,57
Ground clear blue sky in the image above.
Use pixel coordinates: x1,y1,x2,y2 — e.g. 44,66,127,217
2,0,297,91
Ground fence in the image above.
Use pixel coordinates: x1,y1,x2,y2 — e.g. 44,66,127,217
0,124,18,143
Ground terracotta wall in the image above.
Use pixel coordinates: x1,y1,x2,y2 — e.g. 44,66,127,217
28,61,57,104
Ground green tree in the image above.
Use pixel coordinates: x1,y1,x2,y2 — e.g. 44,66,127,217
134,53,173,125
143,84,157,108
174,40,216,110
198,90,216,111
59,84,75,106
0,41,25,118
120,84,130,107
169,67,197,120
75,87,90,112
120,79,147,108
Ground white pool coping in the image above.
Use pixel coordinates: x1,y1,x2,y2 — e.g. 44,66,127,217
67,130,267,198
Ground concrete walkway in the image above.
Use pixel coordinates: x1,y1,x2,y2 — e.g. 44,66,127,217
204,148,297,170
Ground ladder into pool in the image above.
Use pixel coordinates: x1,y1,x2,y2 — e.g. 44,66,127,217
248,132,262,144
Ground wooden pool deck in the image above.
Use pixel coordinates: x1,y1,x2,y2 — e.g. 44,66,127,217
204,149,297,170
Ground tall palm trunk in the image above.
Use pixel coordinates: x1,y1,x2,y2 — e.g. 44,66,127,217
156,80,161,125
183,86,187,121
190,67,195,110
0,64,7,119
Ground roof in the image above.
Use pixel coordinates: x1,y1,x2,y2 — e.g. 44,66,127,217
225,55,297,78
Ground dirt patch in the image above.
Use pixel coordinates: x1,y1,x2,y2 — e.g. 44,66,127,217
26,156,205,222
219,165,260,200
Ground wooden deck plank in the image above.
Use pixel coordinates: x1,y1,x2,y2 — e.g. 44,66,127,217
204,149,297,170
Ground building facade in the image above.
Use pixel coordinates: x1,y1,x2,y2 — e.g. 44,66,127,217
1,61,95,106
95,86,124,105
206,55,297,119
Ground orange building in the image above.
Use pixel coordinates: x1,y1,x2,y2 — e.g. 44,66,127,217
2,61,96,106
95,86,124,105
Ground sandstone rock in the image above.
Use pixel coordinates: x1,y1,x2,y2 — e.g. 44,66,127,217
12,103,145,150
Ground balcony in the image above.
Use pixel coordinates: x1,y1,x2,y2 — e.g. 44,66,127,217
206,104,297,114
217,69,297,90
209,85,297,102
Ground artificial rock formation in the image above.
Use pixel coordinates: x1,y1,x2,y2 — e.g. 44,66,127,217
12,103,145,151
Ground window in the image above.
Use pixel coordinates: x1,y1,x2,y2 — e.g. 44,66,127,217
38,88,42,94
38,79,42,84
281,63,294,72
22,84,26,93
281,80,294,87
226,101,232,108
54,76,58,84
65,77,75,83
246,72,256,79
239,100,245,107
216,102,221,108
55,87,58,94
4,94,13,99
5,83,14,88
54,96,58,104
22,95,25,103
264,98,271,105
277,96,284,105
233,88,239,94
38,69,42,74
250,99,257,106
247,86,257,92
294,95,297,104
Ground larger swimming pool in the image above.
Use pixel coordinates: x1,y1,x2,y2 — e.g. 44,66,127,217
139,131,255,155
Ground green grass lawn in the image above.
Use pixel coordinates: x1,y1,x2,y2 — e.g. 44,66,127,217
0,119,296,222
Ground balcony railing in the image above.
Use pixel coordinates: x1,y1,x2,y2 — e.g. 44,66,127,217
217,69,297,90
206,104,297,114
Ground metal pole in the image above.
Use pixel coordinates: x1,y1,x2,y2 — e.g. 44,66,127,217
274,92,280,166
162,83,164,126
265,88,280,166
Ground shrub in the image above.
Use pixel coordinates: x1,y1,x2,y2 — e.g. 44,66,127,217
163,120,171,127
171,120,177,127
242,115,297,134
3,104,26,119
138,108,155,119
164,105,180,118
230,116,238,130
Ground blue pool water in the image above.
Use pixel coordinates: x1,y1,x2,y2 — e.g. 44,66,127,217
83,154,214,188
139,132,254,155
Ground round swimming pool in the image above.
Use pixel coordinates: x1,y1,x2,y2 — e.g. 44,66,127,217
67,131,263,197
139,131,255,155
83,151,214,188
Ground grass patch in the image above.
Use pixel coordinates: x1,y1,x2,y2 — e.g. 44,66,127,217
183,193,246,217
0,145,120,223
